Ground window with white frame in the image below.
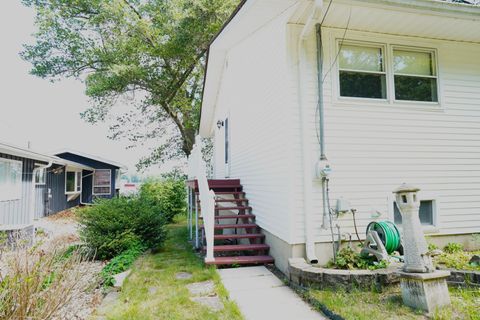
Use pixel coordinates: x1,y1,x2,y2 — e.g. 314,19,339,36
393,49,438,102
93,169,111,195
338,43,387,99
0,158,22,201
336,40,439,104
34,164,46,185
393,200,436,226
65,170,82,194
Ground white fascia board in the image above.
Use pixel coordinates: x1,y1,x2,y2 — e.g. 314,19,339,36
341,0,480,19
0,141,57,163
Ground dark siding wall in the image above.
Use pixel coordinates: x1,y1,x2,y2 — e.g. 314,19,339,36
82,170,94,203
46,164,67,215
55,153,119,199
0,153,46,226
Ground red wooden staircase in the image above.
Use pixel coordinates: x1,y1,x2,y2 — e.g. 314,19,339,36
188,179,274,267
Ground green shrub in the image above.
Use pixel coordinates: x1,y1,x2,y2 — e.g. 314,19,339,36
77,196,167,260
100,245,145,287
139,177,187,223
327,247,388,270
444,242,464,254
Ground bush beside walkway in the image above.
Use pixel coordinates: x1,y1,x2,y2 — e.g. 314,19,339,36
95,217,243,320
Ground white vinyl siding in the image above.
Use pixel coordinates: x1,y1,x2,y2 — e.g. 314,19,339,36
212,6,297,243
290,26,480,243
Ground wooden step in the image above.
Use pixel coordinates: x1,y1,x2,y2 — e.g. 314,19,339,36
213,223,258,230
197,191,245,195
214,233,265,240
200,214,255,220
211,244,270,252
205,255,274,265
215,206,252,211
214,199,248,203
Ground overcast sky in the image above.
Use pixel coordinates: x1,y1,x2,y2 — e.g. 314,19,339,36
0,2,182,176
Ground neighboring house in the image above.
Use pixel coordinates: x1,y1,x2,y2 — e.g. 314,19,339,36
0,142,126,237
54,150,125,205
198,0,480,273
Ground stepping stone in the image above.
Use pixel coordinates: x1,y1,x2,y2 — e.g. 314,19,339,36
96,291,120,315
112,270,131,289
186,280,215,296
190,296,224,312
175,272,192,280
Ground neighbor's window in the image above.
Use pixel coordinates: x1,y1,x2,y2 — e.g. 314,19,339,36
394,200,435,226
34,164,46,185
338,43,386,99
393,49,438,102
93,169,111,195
0,158,22,201
65,170,82,194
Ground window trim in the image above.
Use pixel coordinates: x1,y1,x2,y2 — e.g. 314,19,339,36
329,30,443,110
65,169,82,195
93,169,112,196
388,194,439,233
333,38,390,103
0,158,23,201
337,40,388,101
391,45,439,104
34,163,46,185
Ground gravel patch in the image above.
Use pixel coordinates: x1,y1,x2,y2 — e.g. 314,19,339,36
50,261,104,320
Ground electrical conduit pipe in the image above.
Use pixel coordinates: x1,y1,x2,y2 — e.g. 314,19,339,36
298,0,324,264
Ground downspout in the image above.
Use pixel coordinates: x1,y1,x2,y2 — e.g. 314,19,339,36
30,160,53,223
298,0,324,264
316,24,330,230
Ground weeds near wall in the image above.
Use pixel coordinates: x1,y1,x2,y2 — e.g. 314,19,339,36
0,238,92,319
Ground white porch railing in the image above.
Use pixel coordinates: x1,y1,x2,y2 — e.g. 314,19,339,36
187,136,215,263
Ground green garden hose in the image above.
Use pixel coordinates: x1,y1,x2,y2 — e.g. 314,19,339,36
366,221,402,254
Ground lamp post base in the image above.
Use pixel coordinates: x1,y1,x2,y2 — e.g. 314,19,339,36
399,270,451,313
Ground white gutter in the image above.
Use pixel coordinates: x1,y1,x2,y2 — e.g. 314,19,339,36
30,160,53,223
298,0,324,264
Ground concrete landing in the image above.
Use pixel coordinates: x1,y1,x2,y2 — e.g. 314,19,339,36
218,266,326,320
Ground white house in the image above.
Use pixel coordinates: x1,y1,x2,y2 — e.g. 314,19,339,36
197,0,480,273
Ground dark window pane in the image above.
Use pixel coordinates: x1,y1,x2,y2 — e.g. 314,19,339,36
66,172,76,192
394,76,437,102
340,71,386,99
394,200,434,226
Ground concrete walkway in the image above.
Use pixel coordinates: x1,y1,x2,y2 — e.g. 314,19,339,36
218,266,327,320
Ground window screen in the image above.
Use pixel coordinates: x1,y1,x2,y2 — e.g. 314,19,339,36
94,169,111,195
394,200,434,226
339,44,386,99
393,49,438,102
0,159,22,201
35,165,46,185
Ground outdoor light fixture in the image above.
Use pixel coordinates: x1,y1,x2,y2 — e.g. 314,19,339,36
216,120,224,129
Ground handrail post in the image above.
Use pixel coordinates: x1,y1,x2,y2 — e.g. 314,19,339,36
195,195,199,248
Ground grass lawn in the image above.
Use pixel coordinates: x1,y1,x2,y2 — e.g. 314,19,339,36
97,217,243,320
308,285,480,320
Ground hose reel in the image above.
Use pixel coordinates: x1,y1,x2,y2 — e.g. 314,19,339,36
361,220,403,262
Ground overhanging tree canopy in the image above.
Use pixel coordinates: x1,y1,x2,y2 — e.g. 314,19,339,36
22,0,237,170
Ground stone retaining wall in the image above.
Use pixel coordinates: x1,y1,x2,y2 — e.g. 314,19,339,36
289,258,401,291
443,268,480,287
289,258,480,291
